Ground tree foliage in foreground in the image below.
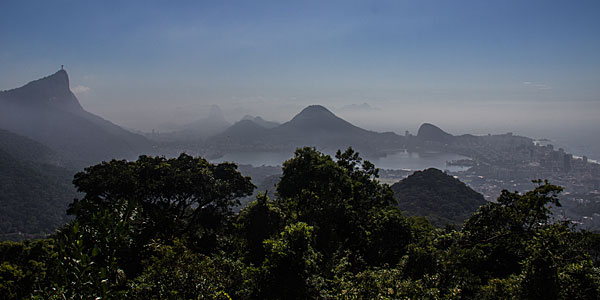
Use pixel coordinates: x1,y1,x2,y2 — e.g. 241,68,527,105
0,148,599,299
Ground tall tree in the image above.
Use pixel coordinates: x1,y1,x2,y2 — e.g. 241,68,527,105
67,154,254,275
276,147,403,269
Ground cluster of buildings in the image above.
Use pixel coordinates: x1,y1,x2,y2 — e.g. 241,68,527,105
443,134,600,230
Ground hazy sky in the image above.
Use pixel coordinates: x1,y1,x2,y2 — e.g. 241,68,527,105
1,0,599,150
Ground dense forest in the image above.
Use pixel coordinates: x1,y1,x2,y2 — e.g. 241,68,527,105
0,129,77,240
1,148,599,299
391,168,487,227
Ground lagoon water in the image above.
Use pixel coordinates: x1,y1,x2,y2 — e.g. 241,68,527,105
212,150,470,172
370,151,470,172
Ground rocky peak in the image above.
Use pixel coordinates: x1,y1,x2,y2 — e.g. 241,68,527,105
0,69,83,112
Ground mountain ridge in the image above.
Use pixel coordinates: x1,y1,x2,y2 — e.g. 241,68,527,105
0,129,77,239
1,70,83,112
0,69,152,166
208,104,406,156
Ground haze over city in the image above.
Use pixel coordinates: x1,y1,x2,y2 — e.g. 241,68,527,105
1,0,599,157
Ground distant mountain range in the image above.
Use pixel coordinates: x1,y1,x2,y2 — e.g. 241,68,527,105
0,69,152,166
0,69,502,239
0,69,530,167
0,69,158,238
202,105,499,160
208,105,407,157
150,103,465,160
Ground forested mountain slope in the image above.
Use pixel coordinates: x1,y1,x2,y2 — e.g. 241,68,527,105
1,149,597,299
0,130,76,239
391,168,487,226
0,69,152,166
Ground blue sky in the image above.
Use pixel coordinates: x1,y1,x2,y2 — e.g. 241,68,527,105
1,0,599,142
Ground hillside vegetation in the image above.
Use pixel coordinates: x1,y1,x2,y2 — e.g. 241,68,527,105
0,130,76,240
0,70,151,166
392,168,487,226
1,148,598,299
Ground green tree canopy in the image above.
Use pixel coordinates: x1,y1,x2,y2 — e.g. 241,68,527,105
3,150,599,299
275,147,403,270
69,154,254,242
64,153,254,279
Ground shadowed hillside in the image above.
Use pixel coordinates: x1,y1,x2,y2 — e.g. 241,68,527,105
0,69,152,166
391,168,487,226
0,129,76,240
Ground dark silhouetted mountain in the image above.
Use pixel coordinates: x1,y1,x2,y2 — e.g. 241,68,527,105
208,105,405,156
391,168,486,226
241,115,280,129
0,129,76,240
417,123,454,143
275,105,366,135
272,105,405,154
0,69,152,166
0,70,82,112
